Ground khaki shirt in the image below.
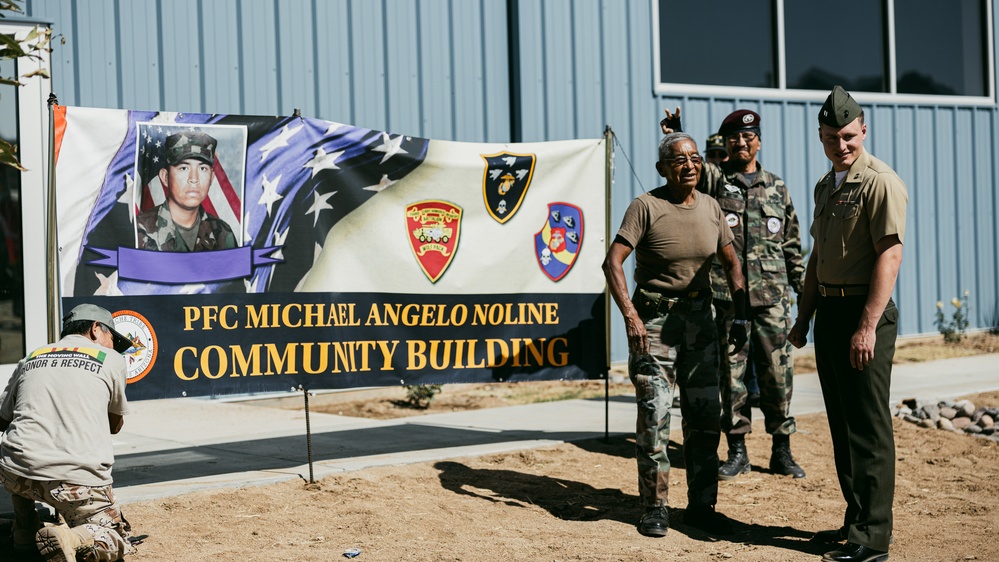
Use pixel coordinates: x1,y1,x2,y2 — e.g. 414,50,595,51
810,150,908,286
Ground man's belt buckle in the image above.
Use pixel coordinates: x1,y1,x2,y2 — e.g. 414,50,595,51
819,285,847,297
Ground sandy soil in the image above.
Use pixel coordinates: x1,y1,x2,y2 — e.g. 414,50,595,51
1,335,997,561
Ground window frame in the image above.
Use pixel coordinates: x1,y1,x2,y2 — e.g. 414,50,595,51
651,0,996,106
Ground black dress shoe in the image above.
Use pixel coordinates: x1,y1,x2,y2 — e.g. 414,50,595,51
822,542,889,562
811,526,848,543
637,506,669,537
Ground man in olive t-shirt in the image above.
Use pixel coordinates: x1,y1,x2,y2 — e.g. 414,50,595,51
604,132,747,538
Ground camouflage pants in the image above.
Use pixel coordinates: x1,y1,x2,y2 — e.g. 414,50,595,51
715,292,796,436
1,468,134,560
629,295,721,509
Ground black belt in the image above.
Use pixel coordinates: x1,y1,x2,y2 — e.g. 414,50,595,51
634,287,709,318
818,284,869,297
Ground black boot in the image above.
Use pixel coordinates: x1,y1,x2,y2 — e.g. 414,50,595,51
770,434,806,478
718,434,750,480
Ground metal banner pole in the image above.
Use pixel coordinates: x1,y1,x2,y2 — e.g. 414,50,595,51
603,125,613,442
46,94,60,343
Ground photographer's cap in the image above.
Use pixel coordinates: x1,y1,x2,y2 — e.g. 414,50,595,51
64,304,133,354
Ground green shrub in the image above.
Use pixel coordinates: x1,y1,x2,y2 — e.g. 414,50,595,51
404,384,442,409
935,291,970,343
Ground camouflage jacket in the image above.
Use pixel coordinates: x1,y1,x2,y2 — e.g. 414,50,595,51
698,161,804,307
136,203,237,252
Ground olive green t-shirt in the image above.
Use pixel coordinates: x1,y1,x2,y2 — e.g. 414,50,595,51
615,187,734,293
810,150,908,286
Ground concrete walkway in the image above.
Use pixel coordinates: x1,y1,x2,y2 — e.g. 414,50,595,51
1,354,996,514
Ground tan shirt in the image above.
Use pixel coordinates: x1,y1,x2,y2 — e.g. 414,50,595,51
616,187,734,293
0,335,129,486
810,150,908,286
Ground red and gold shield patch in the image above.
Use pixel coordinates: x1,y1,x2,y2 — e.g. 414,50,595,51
405,200,462,283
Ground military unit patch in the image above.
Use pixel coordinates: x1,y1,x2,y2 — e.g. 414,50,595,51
406,200,463,283
534,202,583,281
726,213,740,228
767,217,782,233
481,152,536,223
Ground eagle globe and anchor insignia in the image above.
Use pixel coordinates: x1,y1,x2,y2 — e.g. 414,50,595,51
535,202,583,281
406,200,463,283
481,152,536,223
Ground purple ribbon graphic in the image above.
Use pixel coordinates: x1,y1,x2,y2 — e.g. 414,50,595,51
86,246,283,284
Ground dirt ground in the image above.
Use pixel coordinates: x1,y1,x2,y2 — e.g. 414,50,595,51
1,335,997,561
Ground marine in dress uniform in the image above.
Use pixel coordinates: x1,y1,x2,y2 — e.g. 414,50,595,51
789,86,908,562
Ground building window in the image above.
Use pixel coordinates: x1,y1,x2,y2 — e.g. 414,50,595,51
653,0,994,102
658,0,775,89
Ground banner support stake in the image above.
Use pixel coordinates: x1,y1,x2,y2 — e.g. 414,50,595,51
300,385,315,484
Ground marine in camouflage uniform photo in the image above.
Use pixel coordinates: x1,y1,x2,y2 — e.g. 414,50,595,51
662,108,806,481
136,131,237,252
603,132,748,538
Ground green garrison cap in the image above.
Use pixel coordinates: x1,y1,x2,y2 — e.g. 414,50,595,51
819,85,862,127
165,131,217,166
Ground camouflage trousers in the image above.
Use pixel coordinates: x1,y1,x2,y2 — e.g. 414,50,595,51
1,468,134,560
628,295,721,509
715,292,796,436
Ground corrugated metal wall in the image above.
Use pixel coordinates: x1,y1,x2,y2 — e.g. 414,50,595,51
25,0,999,363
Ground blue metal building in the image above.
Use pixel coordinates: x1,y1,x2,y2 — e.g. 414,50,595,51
5,0,998,366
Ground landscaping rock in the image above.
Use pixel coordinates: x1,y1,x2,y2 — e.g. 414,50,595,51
938,418,955,431
955,400,976,417
940,407,958,420
919,419,935,429
965,424,982,434
979,414,994,429
952,417,972,431
902,397,918,410
898,406,913,417
923,403,941,423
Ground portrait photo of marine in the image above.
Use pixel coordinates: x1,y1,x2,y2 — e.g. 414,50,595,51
133,124,247,252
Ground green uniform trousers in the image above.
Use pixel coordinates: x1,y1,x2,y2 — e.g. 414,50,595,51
814,296,897,552
628,294,721,509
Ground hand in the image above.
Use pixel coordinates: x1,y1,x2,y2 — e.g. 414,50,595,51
625,314,650,355
788,318,808,349
850,326,876,370
660,107,682,135
728,322,748,356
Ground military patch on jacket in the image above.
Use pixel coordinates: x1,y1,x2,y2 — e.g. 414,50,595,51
767,217,782,233
726,213,740,228
406,200,462,283
535,202,583,281
481,152,536,223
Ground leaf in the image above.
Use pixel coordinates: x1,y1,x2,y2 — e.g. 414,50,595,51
21,68,48,79
0,140,26,172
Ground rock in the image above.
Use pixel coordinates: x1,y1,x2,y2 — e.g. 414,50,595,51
918,418,935,429
971,408,986,423
901,397,918,410
952,417,972,430
922,403,941,423
903,414,921,424
981,426,996,436
898,406,913,417
965,424,982,434
939,407,958,420
955,400,976,417
979,414,994,429
938,418,955,431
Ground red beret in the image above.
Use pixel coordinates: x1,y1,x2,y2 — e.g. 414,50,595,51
718,109,761,138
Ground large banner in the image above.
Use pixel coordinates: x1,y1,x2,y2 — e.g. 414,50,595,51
53,106,608,400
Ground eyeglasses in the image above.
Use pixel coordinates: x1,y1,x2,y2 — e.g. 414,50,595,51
664,154,703,167
726,131,758,143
